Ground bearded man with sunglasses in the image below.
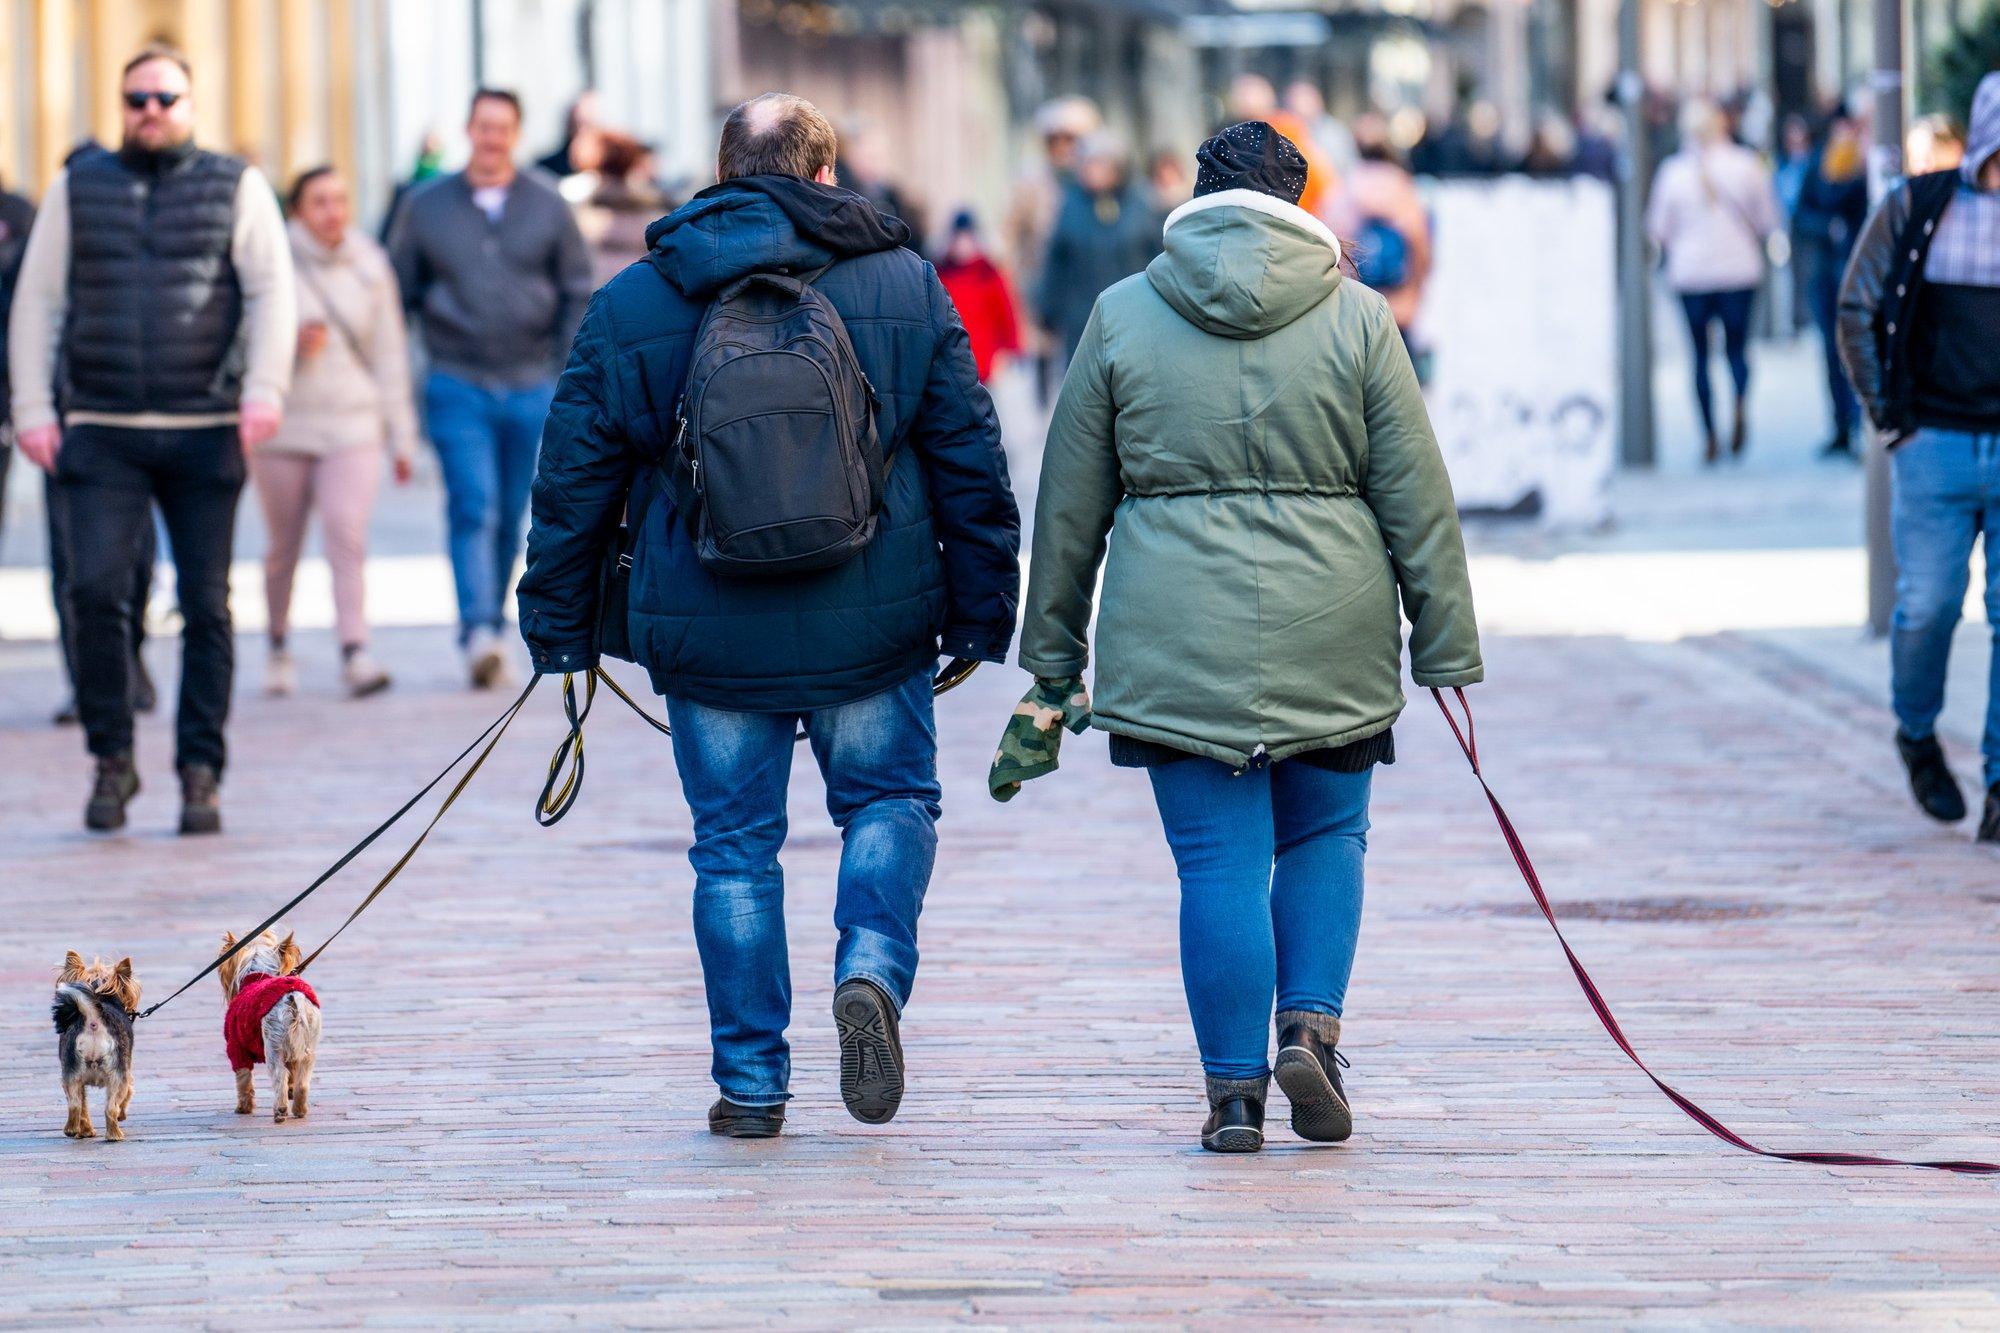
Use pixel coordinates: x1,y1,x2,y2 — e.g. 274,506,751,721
7,43,296,835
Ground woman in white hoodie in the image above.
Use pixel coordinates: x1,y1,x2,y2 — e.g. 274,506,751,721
1647,100,1780,463
256,167,419,697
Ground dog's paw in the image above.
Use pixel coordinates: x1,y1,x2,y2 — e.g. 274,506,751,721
106,1124,124,1142
272,1107,288,1124
235,1102,253,1115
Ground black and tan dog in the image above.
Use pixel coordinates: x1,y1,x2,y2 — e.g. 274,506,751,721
52,952,140,1141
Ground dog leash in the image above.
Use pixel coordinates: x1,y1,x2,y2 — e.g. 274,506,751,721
138,659,982,1017
1433,686,1999,1176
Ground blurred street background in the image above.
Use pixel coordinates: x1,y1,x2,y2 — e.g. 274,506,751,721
2,0,1999,1325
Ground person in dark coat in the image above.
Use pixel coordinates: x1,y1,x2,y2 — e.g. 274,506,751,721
1793,106,1870,456
516,93,1020,1138
1035,134,1162,361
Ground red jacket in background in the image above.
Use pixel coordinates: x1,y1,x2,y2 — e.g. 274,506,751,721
224,973,319,1071
937,256,1022,384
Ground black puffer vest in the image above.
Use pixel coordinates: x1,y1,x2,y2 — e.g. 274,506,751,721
64,143,247,414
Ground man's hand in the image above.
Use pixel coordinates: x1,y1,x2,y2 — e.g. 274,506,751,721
16,423,61,471
238,402,282,452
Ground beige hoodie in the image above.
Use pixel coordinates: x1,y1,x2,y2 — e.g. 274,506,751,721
270,220,419,460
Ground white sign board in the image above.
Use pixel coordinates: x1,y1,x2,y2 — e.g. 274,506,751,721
1418,177,1618,528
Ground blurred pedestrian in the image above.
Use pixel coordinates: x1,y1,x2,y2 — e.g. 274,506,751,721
7,44,296,835
0,177,35,556
1907,114,1966,175
1646,99,1779,463
837,124,918,232
1836,72,2000,843
1226,75,1338,218
1005,97,1100,404
1009,122,1480,1153
1283,80,1359,184
378,130,444,243
570,131,671,285
517,92,1020,1136
1146,148,1192,221
1793,106,1869,457
1571,106,1621,183
255,166,418,701
936,210,1022,385
1775,114,1815,334
1036,133,1160,361
388,88,592,690
1516,112,1578,177
536,90,601,178
1348,115,1433,351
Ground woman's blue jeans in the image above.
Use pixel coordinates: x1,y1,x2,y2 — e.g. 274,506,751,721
1146,756,1372,1081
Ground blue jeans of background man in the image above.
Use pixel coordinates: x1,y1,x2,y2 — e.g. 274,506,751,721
666,668,942,1106
1677,288,1756,441
425,371,553,644
1889,428,2000,787
1146,755,1372,1081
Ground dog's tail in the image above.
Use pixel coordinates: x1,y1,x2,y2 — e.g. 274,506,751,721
52,982,104,1034
265,991,322,1066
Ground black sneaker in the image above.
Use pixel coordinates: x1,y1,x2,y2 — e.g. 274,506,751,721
1274,1021,1353,1143
833,978,903,1125
1201,1078,1267,1153
1979,785,1999,845
85,755,139,832
708,1096,785,1138
1897,730,1968,823
178,764,222,836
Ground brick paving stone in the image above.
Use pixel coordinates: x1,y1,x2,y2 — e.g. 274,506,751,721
1,620,1998,1327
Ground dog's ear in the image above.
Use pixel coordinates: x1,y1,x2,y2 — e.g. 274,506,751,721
277,933,302,976
111,958,139,1011
60,950,86,981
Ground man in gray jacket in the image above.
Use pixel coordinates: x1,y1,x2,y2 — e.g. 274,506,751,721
388,87,593,689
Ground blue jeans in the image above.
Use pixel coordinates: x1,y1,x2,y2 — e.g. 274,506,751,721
666,668,942,1106
1890,428,2000,787
425,371,553,642
1147,757,1372,1081
1678,288,1755,440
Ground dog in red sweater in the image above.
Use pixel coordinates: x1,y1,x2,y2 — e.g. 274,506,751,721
218,930,321,1122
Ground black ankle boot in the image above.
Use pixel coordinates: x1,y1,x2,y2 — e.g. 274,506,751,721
708,1096,785,1138
178,764,222,836
85,754,139,832
1896,730,1967,823
1201,1076,1267,1153
1274,1011,1352,1143
1979,785,1999,844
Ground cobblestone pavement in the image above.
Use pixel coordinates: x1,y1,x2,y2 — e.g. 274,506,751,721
2,618,1998,1328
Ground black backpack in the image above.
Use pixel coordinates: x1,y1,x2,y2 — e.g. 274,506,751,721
671,266,888,578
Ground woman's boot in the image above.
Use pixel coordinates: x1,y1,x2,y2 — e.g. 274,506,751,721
1274,1011,1352,1142
1201,1075,1267,1153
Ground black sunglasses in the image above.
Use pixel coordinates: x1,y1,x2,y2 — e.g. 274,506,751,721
123,91,183,110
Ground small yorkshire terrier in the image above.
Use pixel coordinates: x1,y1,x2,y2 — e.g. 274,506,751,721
217,930,322,1122
52,952,140,1141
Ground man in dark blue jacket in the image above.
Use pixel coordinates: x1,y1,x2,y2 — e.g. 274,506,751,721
517,93,1020,1137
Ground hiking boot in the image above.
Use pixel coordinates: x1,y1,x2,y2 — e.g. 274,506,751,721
1979,785,2000,845
708,1096,785,1138
342,648,391,699
833,977,903,1125
465,627,510,691
1896,730,1967,823
265,646,298,698
1274,1012,1353,1143
178,764,222,836
84,755,139,832
1201,1076,1267,1154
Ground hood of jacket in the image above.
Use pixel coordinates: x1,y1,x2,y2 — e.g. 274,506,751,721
1966,71,2000,186
645,173,912,299
1145,188,1344,340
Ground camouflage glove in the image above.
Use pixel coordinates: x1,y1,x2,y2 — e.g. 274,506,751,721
989,676,1091,803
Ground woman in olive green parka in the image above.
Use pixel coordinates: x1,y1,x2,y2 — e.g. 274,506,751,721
1013,122,1481,1154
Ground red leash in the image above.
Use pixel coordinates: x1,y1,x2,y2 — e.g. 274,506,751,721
1431,687,1999,1176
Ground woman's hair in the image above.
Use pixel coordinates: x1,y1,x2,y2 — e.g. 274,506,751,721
286,164,339,214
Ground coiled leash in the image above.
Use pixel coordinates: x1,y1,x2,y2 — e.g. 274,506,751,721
1433,686,1999,1175
137,660,980,1018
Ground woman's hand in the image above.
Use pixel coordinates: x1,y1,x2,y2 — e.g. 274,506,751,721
297,321,329,359
989,676,1091,802
393,456,414,485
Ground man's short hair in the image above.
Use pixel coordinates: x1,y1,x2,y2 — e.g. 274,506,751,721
469,87,523,122
717,93,839,182
123,42,192,83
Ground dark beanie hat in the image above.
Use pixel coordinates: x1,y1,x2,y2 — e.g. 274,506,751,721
1193,121,1309,204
